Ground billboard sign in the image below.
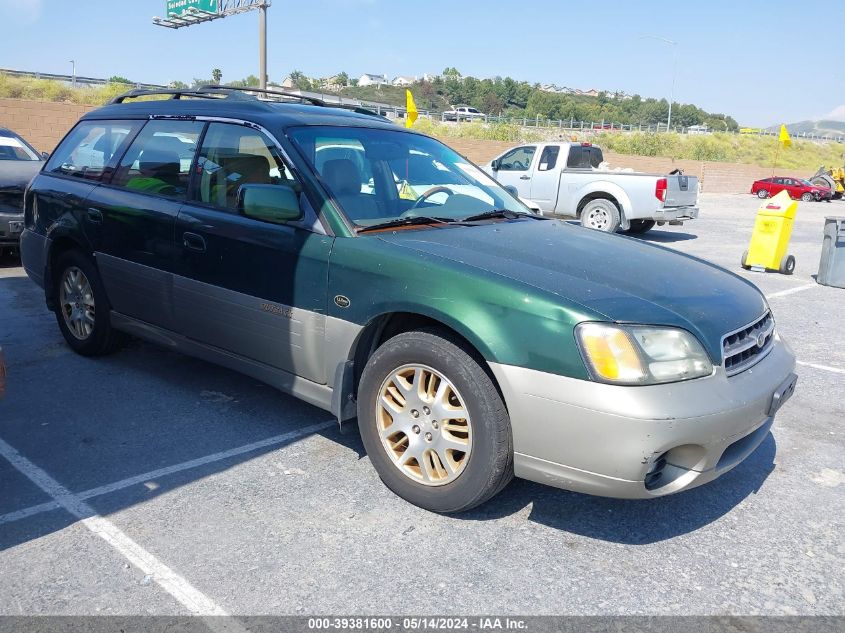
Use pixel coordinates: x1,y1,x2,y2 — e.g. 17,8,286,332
166,0,219,17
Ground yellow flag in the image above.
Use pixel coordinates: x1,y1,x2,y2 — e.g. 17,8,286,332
779,124,792,148
405,89,418,128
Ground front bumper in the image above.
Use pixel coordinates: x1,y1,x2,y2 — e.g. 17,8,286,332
0,211,25,247
489,338,796,499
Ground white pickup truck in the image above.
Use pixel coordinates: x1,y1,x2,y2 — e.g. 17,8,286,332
483,142,699,233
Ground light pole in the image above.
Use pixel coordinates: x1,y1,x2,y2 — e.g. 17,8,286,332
640,36,677,132
69,60,76,89
258,2,267,89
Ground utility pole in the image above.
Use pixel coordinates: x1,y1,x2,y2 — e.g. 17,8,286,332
69,60,76,89
639,35,678,132
258,2,268,88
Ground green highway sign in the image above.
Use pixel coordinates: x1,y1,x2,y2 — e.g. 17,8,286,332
166,0,219,17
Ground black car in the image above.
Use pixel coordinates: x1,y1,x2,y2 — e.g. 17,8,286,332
1,128,45,254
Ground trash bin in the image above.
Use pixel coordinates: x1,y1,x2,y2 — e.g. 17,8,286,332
741,191,797,275
817,216,845,288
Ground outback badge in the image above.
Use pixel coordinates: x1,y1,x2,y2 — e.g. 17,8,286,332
334,295,351,309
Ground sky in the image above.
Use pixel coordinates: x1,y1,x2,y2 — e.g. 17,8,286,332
1,0,843,127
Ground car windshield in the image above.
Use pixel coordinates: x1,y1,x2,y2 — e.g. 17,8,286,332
799,179,816,187
0,132,41,161
288,126,527,227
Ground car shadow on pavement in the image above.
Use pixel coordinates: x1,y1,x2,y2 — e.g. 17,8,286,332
633,230,698,243
459,433,777,544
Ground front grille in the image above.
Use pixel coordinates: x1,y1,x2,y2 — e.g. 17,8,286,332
722,312,775,376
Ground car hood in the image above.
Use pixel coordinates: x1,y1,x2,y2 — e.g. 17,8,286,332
378,219,768,362
0,161,42,214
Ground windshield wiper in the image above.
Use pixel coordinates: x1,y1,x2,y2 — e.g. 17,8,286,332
461,209,545,223
356,216,457,234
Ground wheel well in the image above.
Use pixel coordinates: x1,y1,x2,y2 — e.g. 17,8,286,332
350,312,500,399
576,193,621,218
45,237,89,309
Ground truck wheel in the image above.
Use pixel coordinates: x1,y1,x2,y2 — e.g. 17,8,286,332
778,254,796,275
54,250,125,356
801,192,813,202
580,198,621,232
757,189,769,199
357,329,513,513
625,220,656,235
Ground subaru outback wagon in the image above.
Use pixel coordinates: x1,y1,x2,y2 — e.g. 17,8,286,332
20,87,797,512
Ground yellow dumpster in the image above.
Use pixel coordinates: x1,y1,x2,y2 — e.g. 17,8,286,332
741,191,797,275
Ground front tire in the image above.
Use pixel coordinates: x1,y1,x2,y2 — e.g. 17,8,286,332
801,192,813,202
580,198,621,232
357,329,513,513
54,250,124,356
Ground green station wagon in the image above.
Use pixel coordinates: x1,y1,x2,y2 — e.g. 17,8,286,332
20,87,797,512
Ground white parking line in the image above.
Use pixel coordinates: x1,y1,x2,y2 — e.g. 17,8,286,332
0,420,335,527
0,437,243,631
764,283,818,299
797,361,845,375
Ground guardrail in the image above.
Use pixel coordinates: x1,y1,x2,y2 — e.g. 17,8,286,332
0,68,165,91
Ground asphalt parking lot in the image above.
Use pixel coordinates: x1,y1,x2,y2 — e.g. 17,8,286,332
0,193,843,618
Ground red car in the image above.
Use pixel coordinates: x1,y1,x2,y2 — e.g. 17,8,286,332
751,176,832,202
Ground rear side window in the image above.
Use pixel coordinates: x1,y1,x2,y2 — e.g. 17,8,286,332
537,146,560,171
566,145,604,169
45,120,141,181
111,120,205,199
194,122,297,212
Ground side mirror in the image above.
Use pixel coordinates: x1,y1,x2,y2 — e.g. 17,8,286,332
239,184,303,224
41,151,50,160
490,159,500,171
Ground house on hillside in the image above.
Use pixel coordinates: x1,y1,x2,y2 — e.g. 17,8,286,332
358,73,388,87
392,76,416,87
279,76,295,89
319,74,346,92
421,73,439,82
579,88,600,98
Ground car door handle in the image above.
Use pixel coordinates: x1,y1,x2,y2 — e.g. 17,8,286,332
182,232,206,252
86,208,103,224
519,175,530,180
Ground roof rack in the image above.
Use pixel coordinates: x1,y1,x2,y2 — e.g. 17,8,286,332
109,85,386,119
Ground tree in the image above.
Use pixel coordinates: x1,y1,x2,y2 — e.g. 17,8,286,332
442,67,462,79
336,71,349,87
211,68,222,85
169,80,189,89
109,75,133,85
288,69,312,90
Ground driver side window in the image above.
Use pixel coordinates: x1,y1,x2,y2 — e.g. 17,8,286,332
497,146,536,172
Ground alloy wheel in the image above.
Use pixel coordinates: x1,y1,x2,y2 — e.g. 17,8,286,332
59,266,95,340
376,364,472,486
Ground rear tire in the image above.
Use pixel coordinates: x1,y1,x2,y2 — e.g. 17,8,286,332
580,198,621,232
625,219,656,235
778,254,796,275
357,329,513,513
756,189,769,199
53,250,125,356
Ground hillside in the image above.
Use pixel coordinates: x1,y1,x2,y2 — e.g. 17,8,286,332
770,119,845,137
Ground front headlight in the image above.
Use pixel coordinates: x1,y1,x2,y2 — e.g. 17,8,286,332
575,323,713,385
